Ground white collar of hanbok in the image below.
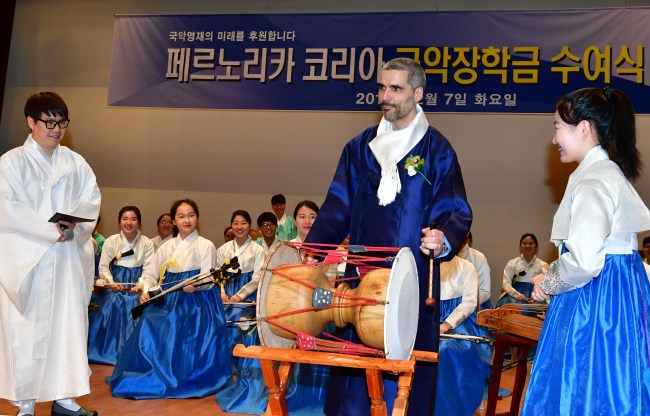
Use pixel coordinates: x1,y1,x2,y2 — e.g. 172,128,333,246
519,254,538,265
177,229,199,248
233,236,252,257
24,134,71,191
369,104,429,206
120,229,141,250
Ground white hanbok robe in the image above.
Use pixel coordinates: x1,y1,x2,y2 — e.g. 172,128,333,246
98,231,154,284
0,135,101,401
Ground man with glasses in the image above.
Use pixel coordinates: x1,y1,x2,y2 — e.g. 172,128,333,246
255,211,279,256
0,92,101,416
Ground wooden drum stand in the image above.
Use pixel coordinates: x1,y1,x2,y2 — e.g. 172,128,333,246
233,344,438,416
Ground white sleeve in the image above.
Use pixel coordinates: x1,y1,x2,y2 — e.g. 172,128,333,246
542,182,611,294
445,263,478,329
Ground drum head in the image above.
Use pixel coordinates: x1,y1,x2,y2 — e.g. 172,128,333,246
257,241,303,349
384,247,419,360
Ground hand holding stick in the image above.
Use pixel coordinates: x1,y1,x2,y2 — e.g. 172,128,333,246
425,221,437,307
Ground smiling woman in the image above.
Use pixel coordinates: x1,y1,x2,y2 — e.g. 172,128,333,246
88,205,154,365
107,198,233,400
497,233,549,307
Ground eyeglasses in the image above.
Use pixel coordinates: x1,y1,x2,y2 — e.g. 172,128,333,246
36,118,70,129
260,222,276,228
160,221,173,225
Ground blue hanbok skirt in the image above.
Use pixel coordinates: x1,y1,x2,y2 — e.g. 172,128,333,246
497,281,545,307
88,265,142,365
223,270,255,374
435,296,492,416
522,254,650,415
107,270,234,398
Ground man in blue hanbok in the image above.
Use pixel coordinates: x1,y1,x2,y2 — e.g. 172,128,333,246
305,57,472,416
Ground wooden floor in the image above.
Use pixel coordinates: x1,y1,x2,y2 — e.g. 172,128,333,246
0,361,530,416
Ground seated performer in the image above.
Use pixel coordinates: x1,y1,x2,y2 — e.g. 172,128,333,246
255,211,280,256
437,255,492,416
291,200,319,243
107,199,233,399
215,210,267,413
88,206,154,365
497,233,549,306
458,231,492,309
150,213,173,252
216,206,329,416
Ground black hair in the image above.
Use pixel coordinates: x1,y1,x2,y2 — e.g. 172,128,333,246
556,87,641,180
519,233,539,247
156,213,172,226
257,211,278,226
118,206,142,223
24,91,69,121
170,199,199,218
293,200,320,219
231,209,252,225
271,194,286,205
643,236,650,246
381,57,426,92
223,226,233,236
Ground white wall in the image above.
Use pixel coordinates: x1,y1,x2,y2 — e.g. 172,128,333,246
3,0,650,304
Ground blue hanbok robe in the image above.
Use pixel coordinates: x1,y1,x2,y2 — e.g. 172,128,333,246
305,124,472,416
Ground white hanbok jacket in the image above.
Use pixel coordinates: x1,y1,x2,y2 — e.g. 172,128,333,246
140,230,217,293
98,231,154,284
0,135,101,401
440,256,479,329
216,237,263,300
542,146,650,294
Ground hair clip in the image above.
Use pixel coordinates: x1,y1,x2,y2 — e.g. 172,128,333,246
603,85,614,99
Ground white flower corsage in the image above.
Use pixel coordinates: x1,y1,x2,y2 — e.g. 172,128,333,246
404,155,431,185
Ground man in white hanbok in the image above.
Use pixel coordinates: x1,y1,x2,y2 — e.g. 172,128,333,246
0,92,101,416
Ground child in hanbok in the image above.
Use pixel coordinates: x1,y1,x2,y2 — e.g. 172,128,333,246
523,87,650,415
108,199,233,399
88,206,154,365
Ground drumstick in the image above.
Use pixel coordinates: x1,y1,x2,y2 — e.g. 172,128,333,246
425,221,437,306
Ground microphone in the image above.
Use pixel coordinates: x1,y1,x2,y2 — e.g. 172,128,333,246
60,223,74,240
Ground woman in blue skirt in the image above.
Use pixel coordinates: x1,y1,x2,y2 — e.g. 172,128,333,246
88,205,154,365
107,199,233,399
524,87,650,415
436,255,492,416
